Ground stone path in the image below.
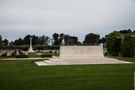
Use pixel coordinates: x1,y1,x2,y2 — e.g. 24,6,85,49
0,58,48,60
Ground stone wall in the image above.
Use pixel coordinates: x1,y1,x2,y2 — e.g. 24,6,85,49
60,46,104,59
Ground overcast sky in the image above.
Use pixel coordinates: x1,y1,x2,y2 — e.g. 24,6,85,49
0,0,135,42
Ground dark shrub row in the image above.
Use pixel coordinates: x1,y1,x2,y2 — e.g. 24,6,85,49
0,45,60,51
16,55,28,58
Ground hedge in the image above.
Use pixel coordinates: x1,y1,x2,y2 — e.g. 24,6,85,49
41,53,52,57
0,45,60,50
16,55,28,58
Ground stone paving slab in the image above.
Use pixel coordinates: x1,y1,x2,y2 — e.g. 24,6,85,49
35,57,132,66
35,46,133,66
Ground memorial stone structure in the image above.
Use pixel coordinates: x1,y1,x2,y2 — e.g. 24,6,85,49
35,45,131,66
28,37,35,53
60,46,104,59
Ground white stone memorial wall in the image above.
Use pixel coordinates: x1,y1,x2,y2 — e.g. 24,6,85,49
60,46,104,59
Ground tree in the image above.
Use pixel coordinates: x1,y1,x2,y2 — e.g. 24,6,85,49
100,37,106,44
0,35,2,46
14,38,23,45
69,36,78,45
64,35,70,45
119,29,132,34
53,33,59,45
3,39,9,46
31,35,39,45
9,41,14,45
0,35,2,42
63,35,79,45
106,31,121,56
59,33,64,45
83,33,100,45
121,35,134,57
23,35,39,45
23,35,31,45
39,35,49,45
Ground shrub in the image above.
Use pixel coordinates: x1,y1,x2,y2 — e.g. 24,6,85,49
0,45,60,50
34,45,60,50
49,51,52,53
1,53,7,57
41,53,52,57
16,54,28,58
28,53,40,58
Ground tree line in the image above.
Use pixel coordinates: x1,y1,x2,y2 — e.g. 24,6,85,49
0,29,135,57
0,33,103,46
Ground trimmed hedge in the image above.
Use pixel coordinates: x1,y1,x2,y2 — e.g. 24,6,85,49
41,53,52,57
0,45,29,51
0,45,60,50
16,55,28,58
28,53,40,58
33,45,60,50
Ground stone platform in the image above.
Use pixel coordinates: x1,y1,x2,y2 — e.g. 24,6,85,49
35,46,132,66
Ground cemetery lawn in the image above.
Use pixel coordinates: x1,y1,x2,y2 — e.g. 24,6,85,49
0,58,135,90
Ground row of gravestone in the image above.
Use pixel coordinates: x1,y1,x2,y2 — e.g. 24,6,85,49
0,49,28,57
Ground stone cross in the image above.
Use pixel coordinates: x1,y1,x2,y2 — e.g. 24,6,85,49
28,37,35,53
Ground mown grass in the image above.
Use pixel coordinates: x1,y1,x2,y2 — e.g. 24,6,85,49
0,58,135,90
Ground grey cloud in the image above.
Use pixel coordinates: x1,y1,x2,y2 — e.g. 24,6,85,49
0,0,135,41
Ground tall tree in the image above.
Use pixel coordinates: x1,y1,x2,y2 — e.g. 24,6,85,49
59,33,64,45
63,35,79,45
69,36,78,45
121,35,134,57
119,29,132,34
106,31,121,56
0,35,2,42
53,33,59,45
83,33,100,45
0,35,2,46
3,39,9,46
23,35,31,45
39,35,49,45
23,35,39,45
100,37,106,44
14,38,23,45
64,35,70,45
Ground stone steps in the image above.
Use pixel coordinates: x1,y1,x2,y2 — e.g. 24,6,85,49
35,57,132,66
35,46,132,66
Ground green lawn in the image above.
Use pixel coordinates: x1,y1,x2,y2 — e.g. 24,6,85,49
0,58,135,90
